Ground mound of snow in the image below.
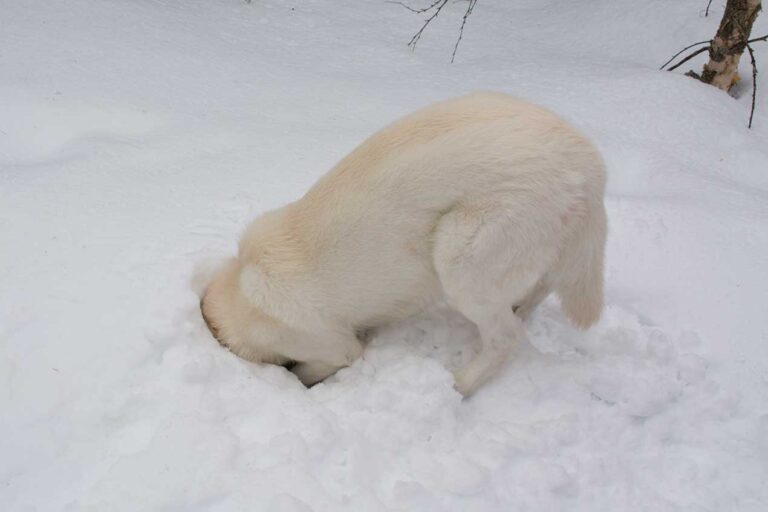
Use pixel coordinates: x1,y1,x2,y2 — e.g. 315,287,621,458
1,1,766,511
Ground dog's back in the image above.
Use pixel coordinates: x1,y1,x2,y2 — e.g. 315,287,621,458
280,92,606,327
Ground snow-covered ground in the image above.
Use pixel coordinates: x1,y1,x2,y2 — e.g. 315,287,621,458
2,0,767,510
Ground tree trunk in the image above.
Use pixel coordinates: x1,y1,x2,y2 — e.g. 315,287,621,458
697,0,762,91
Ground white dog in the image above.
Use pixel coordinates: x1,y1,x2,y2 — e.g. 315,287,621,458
201,92,607,396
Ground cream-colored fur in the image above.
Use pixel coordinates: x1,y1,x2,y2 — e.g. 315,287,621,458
201,92,607,395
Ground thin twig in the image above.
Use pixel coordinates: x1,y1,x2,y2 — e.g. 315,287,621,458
667,46,710,71
660,39,712,69
451,0,478,63
747,44,757,128
406,0,450,49
662,34,767,72
393,0,478,61
705,0,713,17
386,0,445,15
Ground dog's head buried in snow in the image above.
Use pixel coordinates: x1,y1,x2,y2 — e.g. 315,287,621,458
201,258,307,378
201,260,286,364
200,92,607,396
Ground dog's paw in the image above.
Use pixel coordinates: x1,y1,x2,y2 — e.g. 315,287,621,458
452,371,474,397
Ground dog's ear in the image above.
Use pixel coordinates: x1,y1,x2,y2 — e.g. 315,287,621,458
239,263,323,329
239,263,278,311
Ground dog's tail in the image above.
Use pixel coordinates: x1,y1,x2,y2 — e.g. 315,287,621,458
556,200,607,329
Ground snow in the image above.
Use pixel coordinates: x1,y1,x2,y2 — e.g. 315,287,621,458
1,0,767,510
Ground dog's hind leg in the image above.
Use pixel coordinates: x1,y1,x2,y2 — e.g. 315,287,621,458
513,278,551,321
451,307,527,397
433,203,561,396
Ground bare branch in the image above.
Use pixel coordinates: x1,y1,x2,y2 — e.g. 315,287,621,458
662,34,767,72
747,44,758,128
386,0,446,14
403,0,450,49
392,0,478,61
667,46,711,71
705,0,714,16
451,0,478,62
660,39,712,70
